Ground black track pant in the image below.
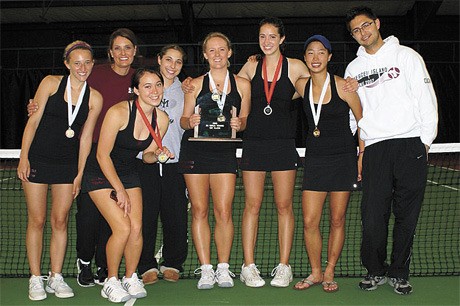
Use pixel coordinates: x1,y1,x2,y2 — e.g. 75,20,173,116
360,137,427,280
136,160,188,275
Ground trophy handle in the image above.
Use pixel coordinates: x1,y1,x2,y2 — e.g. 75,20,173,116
193,105,200,138
231,106,237,139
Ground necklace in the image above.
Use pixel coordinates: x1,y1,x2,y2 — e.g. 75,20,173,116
308,73,330,138
65,76,86,138
262,54,283,116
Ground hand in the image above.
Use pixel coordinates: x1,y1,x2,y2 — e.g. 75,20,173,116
230,117,242,132
72,175,82,199
181,77,195,94
247,54,262,62
343,76,359,92
114,189,131,217
357,155,363,182
188,113,201,129
17,158,30,182
27,99,38,117
156,146,175,161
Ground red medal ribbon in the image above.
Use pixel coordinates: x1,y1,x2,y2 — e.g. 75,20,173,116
135,99,163,150
262,54,283,106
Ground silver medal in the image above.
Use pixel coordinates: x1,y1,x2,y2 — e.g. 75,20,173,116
263,105,272,116
217,114,226,122
211,92,220,102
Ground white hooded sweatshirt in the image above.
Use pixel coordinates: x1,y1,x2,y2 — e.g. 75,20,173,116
345,36,438,147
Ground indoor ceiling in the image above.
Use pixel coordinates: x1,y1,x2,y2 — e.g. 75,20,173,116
1,0,459,25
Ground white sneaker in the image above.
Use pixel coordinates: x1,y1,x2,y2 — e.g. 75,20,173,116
29,275,47,301
45,273,74,298
194,264,215,289
215,263,235,288
270,263,293,287
122,273,147,299
101,277,131,303
240,263,265,287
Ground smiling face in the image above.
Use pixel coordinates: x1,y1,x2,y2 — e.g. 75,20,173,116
203,36,232,69
258,23,285,56
158,48,184,81
109,36,136,70
134,72,164,107
349,15,383,54
64,49,94,82
303,41,332,74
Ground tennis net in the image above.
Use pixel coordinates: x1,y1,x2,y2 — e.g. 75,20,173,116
1,143,459,278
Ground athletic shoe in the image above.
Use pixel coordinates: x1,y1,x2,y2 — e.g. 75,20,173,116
76,258,95,287
101,277,131,303
122,273,147,299
358,275,387,291
240,263,265,287
270,263,293,287
194,264,215,289
94,267,108,285
160,266,180,282
388,277,413,295
29,275,47,301
45,272,74,298
215,263,235,288
142,268,159,285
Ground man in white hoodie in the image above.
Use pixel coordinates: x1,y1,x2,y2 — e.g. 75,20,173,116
344,6,438,295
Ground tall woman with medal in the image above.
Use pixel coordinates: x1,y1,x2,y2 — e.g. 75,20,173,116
179,32,251,290
293,35,363,292
81,68,173,303
237,17,311,288
18,41,102,301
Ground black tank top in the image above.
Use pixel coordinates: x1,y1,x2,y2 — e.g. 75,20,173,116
29,76,90,164
302,75,356,156
244,56,296,140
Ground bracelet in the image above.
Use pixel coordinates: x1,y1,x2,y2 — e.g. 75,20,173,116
358,150,365,154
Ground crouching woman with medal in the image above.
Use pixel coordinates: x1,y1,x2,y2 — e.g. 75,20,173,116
293,35,364,292
18,40,102,300
81,68,173,303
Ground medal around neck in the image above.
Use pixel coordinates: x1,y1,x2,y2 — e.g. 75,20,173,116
308,73,330,138
313,127,320,137
211,92,220,102
65,76,86,139
263,105,273,116
157,152,169,163
65,128,75,138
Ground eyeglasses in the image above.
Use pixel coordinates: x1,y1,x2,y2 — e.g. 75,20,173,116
350,21,375,36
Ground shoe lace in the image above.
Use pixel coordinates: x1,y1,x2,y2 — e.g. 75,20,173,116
194,267,215,282
245,265,262,281
30,275,48,290
271,264,287,278
216,267,235,280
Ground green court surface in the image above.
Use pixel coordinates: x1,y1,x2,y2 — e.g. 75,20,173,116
1,276,459,305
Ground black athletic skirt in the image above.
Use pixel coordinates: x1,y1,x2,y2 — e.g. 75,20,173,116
28,159,77,184
240,139,298,171
81,172,141,193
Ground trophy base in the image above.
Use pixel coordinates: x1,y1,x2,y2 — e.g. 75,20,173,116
188,137,242,142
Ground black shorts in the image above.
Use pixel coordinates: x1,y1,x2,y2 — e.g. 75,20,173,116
240,139,298,171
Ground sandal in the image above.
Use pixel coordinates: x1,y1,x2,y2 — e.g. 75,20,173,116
293,276,322,290
322,281,339,293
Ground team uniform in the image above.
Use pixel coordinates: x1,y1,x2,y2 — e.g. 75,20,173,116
76,64,135,283
28,76,90,184
345,35,438,282
302,75,357,191
136,76,188,276
82,101,153,192
179,72,241,174
240,56,298,171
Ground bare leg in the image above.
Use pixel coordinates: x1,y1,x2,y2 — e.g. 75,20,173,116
23,182,48,276
49,184,74,274
90,189,131,279
241,171,266,266
271,170,296,265
123,188,143,277
210,173,236,263
184,174,211,265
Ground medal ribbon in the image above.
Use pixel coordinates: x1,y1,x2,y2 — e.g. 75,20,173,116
66,76,86,129
308,73,330,129
135,99,163,150
208,70,229,114
262,54,283,106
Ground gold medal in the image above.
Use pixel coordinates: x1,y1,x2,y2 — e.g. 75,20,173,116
65,128,75,138
211,92,220,101
313,127,320,137
263,105,272,116
217,114,226,122
158,152,169,163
